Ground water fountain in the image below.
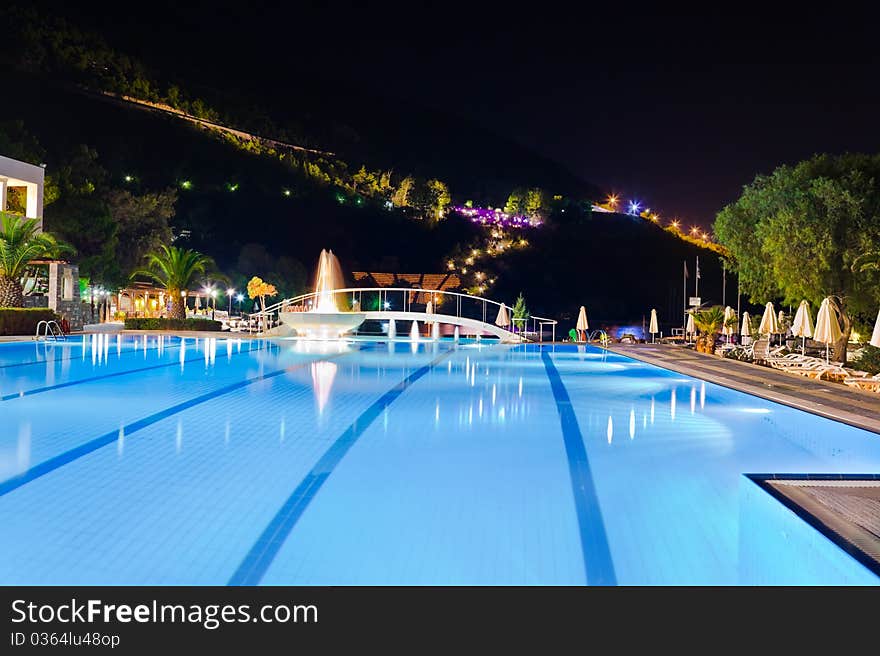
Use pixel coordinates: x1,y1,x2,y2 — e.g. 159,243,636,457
279,249,366,338
410,320,420,341
387,319,396,339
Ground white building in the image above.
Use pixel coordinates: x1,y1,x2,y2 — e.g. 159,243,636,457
0,154,45,230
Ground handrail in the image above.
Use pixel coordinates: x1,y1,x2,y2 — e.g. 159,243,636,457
248,287,524,337
35,320,66,341
588,329,610,347
256,287,512,317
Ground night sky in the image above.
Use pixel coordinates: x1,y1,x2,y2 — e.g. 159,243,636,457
69,3,880,229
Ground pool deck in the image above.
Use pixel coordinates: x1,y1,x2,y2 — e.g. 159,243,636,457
607,343,880,436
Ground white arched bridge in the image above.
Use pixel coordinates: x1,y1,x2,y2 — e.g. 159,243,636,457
247,287,558,343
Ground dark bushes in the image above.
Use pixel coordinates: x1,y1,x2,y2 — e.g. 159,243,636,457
123,317,223,331
0,308,59,335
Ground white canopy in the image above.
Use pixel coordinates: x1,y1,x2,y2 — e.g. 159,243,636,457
814,298,841,344
649,309,659,334
576,306,589,331
722,306,736,335
813,297,842,363
495,303,510,327
758,302,779,335
791,300,813,338
871,308,880,348
741,311,751,337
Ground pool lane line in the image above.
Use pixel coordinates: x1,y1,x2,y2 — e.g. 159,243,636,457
0,342,268,401
541,349,618,586
0,338,187,370
0,348,350,500
227,349,453,586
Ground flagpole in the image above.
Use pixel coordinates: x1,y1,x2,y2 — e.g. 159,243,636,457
722,261,726,307
683,260,687,333
695,256,700,299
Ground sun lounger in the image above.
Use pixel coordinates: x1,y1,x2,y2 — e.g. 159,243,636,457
841,373,880,392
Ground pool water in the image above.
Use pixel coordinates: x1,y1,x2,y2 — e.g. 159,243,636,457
0,334,878,585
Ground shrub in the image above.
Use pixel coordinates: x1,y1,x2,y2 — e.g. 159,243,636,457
0,308,59,335
852,344,880,375
124,317,223,331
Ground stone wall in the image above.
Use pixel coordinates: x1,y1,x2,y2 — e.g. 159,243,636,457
48,262,83,331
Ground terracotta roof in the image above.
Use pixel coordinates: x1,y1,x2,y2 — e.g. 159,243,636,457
351,272,463,305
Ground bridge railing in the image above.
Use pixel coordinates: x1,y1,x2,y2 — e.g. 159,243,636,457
246,287,556,340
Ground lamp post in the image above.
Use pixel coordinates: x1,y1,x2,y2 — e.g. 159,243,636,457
236,293,244,314
210,289,217,320
227,288,235,315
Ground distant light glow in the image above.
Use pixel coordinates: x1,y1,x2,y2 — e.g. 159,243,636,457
629,201,641,214
452,206,542,228
180,180,192,190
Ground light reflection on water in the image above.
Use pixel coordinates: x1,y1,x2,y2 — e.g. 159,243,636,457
0,337,878,585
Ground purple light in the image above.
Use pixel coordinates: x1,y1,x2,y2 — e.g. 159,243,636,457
452,206,542,228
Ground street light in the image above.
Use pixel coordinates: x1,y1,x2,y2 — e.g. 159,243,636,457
236,293,244,313
210,289,218,320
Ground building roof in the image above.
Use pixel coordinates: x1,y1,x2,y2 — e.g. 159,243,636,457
351,272,462,305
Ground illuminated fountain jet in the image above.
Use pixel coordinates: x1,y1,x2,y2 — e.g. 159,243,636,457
279,249,366,339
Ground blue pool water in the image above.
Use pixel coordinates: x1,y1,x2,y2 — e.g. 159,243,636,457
0,334,878,585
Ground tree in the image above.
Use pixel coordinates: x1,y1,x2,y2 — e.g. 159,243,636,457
512,293,529,331
106,188,176,279
0,213,71,307
523,188,550,223
852,250,880,273
714,153,880,363
234,243,307,299
247,276,278,328
133,245,218,319
390,176,415,208
692,306,725,354
504,189,525,215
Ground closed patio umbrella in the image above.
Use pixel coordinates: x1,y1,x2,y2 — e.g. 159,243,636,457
722,306,736,341
425,300,434,327
871,308,880,348
649,308,659,343
194,294,202,310
686,312,695,341
791,300,814,354
495,303,510,328
813,297,842,364
741,311,752,345
576,306,588,341
758,302,779,338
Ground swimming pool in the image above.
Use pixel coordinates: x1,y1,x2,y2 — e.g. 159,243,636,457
1,334,878,585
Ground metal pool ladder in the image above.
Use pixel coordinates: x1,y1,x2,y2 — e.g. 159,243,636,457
589,329,610,347
35,320,66,341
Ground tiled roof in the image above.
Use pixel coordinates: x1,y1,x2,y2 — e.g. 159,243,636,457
351,272,463,304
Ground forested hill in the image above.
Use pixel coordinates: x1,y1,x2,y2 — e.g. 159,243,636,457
0,7,728,327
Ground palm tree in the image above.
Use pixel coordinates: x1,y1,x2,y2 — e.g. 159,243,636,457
852,251,880,273
692,305,726,354
0,213,71,308
133,245,218,320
